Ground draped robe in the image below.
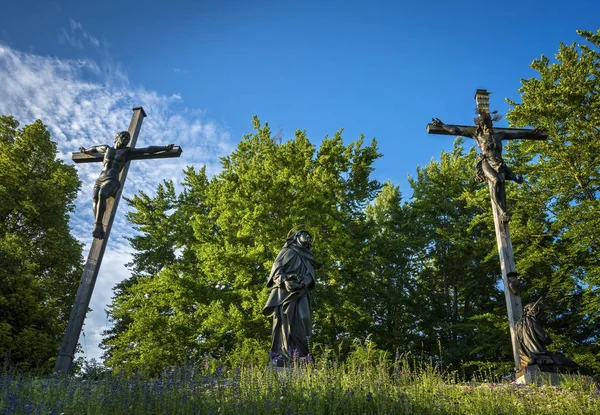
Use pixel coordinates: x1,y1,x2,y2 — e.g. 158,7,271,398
263,239,318,364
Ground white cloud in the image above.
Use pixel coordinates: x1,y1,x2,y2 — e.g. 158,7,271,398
0,43,234,363
59,18,101,50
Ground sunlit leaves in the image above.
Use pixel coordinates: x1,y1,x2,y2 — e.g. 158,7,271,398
0,116,82,373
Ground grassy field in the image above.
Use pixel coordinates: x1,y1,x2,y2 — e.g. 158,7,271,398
1,355,598,414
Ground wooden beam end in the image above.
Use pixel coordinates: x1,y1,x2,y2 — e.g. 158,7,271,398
132,106,147,118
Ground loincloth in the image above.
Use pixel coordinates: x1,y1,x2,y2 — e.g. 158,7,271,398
475,154,505,183
94,176,120,196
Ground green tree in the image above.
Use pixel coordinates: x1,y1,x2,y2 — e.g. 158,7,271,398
364,182,415,352
0,116,82,373
100,167,208,372
102,117,384,374
405,140,512,367
505,29,600,372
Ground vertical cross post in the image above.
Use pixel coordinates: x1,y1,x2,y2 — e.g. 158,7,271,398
54,107,146,376
489,188,522,370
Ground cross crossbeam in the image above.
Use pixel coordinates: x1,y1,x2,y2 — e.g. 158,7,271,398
426,124,548,139
72,146,182,163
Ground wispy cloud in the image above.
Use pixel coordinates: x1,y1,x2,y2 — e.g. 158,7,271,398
0,43,234,362
173,68,189,74
59,18,101,49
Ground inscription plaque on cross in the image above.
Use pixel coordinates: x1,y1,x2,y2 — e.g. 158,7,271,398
55,107,182,375
426,90,548,370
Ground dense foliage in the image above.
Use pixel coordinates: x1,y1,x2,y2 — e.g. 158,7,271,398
504,29,600,372
101,119,386,374
101,121,563,376
100,29,599,377
0,116,82,373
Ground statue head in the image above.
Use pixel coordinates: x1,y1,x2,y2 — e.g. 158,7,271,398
114,131,131,149
296,230,312,249
285,230,313,250
474,112,494,135
524,298,544,318
474,109,502,135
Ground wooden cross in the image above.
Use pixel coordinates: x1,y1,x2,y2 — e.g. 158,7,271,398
426,90,548,371
55,107,182,375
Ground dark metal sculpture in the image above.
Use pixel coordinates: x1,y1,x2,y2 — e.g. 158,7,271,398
515,299,581,373
431,115,545,222
263,230,321,366
430,90,547,222
79,131,174,239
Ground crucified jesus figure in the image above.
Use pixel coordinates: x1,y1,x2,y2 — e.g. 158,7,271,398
432,114,544,222
79,131,173,239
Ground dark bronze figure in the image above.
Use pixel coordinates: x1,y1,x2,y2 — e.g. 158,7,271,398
79,131,173,239
432,115,544,222
516,299,581,373
263,230,321,366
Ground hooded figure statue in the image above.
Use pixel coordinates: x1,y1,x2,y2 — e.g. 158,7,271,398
263,230,321,366
516,300,580,372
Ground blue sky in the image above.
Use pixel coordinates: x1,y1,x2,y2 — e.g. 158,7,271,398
1,0,598,362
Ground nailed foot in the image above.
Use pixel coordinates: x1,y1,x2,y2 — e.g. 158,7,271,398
508,276,522,295
92,222,105,239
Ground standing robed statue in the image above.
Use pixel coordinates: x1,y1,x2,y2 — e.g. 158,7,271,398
263,230,322,366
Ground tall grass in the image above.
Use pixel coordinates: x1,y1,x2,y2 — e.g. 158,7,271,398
1,351,598,414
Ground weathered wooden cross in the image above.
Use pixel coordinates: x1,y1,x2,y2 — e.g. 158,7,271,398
426,90,548,370
55,107,182,375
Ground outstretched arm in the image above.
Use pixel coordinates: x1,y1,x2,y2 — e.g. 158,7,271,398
499,128,548,141
79,144,109,154
130,144,174,154
431,118,474,138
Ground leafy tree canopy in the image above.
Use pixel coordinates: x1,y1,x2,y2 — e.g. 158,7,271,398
0,116,82,373
505,29,600,372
